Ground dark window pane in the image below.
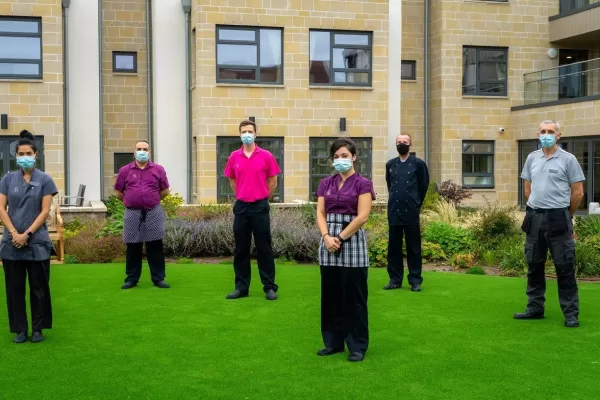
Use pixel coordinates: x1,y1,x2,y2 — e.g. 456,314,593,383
333,48,370,69
114,153,133,173
401,61,415,80
479,83,505,93
463,48,477,94
218,68,256,81
218,29,255,42
0,19,39,33
334,33,369,46
0,37,41,59
309,31,331,84
463,176,493,186
473,155,493,173
0,63,39,76
334,71,369,84
479,49,506,62
114,54,135,71
480,63,506,82
463,155,474,173
217,44,257,66
462,142,493,153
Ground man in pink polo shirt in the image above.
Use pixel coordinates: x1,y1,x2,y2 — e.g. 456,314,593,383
224,120,281,300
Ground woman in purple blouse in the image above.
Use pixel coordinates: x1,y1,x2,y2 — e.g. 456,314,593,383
315,138,376,362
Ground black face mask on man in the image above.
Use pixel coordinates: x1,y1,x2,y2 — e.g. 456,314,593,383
396,143,410,155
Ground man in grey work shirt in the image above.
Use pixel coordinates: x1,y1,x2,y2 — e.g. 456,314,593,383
515,120,585,328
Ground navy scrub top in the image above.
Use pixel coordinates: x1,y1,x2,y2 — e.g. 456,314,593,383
0,169,58,261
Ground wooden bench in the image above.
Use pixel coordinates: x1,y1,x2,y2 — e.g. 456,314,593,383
0,200,65,264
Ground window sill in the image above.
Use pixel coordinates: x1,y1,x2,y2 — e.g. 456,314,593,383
462,95,509,99
113,72,138,76
401,79,418,83
0,78,43,83
466,188,496,192
216,83,285,88
463,0,510,4
310,85,374,91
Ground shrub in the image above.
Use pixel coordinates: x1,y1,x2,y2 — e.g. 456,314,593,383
177,204,231,222
161,193,185,219
438,180,473,207
421,241,446,262
422,199,461,227
466,266,486,275
423,222,474,256
421,180,440,212
64,254,78,264
65,223,125,263
174,257,194,264
269,207,320,262
580,233,600,253
471,200,519,244
574,215,600,239
496,235,527,276
104,195,123,217
450,253,475,269
482,250,496,267
367,237,388,268
575,241,600,277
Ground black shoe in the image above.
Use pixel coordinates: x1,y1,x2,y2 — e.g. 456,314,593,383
31,331,45,343
565,316,580,328
13,332,27,344
121,281,137,289
383,281,402,290
348,352,365,362
513,311,544,320
266,289,278,301
154,280,170,289
410,284,422,292
317,347,344,356
226,290,249,300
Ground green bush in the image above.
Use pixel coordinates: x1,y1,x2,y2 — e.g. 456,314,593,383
450,253,475,269
496,235,527,276
368,237,388,268
473,201,519,244
161,193,185,219
466,266,486,275
64,254,78,264
65,223,125,263
575,241,600,277
574,215,600,239
423,222,474,256
482,250,496,267
421,241,446,262
421,181,440,212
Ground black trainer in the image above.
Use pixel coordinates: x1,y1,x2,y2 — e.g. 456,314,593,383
226,290,249,300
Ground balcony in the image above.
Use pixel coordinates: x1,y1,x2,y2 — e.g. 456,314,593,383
512,58,600,110
549,1,600,45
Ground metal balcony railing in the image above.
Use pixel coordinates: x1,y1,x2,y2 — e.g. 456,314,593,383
523,58,600,106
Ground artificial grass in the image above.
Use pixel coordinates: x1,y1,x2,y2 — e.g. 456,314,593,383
0,263,599,400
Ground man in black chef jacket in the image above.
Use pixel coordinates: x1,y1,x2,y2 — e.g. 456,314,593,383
384,133,430,292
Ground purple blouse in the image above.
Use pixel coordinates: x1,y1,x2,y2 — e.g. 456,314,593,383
317,173,376,215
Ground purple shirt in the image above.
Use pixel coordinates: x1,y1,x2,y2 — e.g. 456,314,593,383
114,161,170,210
317,173,376,215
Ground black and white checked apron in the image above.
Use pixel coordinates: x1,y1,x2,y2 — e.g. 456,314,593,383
123,205,166,244
319,213,370,268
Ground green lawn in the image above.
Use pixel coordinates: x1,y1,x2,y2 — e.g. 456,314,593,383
0,264,599,400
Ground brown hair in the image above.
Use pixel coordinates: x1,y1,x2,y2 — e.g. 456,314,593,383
397,133,412,143
239,120,257,133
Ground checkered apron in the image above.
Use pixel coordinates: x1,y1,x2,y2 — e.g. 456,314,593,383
123,205,166,244
319,213,370,268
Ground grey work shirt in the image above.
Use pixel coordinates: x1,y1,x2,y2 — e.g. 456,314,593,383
521,147,585,209
0,169,58,261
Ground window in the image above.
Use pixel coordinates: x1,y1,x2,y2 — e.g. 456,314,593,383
401,60,416,80
217,137,284,202
0,136,44,177
309,137,372,199
462,141,494,188
0,17,42,79
112,51,137,73
309,30,372,86
462,46,507,96
519,138,599,212
114,153,133,174
216,26,283,84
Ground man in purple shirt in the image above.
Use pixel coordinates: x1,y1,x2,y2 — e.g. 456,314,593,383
114,141,171,289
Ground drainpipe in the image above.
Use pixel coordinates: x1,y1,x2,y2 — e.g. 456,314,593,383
182,0,192,204
146,0,154,151
98,0,105,199
424,0,430,164
62,0,70,196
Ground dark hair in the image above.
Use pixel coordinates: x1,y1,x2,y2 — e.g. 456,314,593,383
329,138,357,159
239,120,257,133
17,130,37,153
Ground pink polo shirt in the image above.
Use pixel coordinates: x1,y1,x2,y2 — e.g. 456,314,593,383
224,145,281,203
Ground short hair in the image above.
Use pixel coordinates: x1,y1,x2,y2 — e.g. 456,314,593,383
17,130,37,153
396,133,412,143
329,138,357,158
239,120,257,133
135,140,150,149
538,120,560,132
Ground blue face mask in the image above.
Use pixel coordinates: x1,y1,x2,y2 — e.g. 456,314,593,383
241,133,255,145
332,158,353,173
16,156,36,170
135,151,150,162
539,134,556,148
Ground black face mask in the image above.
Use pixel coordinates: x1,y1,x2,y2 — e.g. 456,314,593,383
397,143,410,155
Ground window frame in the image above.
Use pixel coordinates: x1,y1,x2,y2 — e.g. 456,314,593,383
461,140,495,189
113,152,133,174
401,60,416,80
0,135,45,177
462,46,508,97
309,29,373,87
309,137,373,200
112,51,138,74
216,136,285,203
0,16,43,80
215,25,284,85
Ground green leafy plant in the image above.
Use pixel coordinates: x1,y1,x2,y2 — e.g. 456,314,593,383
421,180,441,212
574,215,600,239
64,254,78,264
466,266,486,275
104,195,124,218
368,237,388,268
423,222,474,256
482,250,496,267
161,193,185,219
450,253,475,269
496,235,527,276
65,223,125,263
174,257,194,264
472,200,519,243
421,241,446,262
574,241,600,277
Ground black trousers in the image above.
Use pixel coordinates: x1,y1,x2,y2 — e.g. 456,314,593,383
3,259,52,334
522,208,578,318
320,266,368,353
233,199,277,293
387,224,423,286
125,240,166,284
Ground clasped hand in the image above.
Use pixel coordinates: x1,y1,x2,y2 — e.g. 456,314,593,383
324,235,341,252
11,232,28,248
